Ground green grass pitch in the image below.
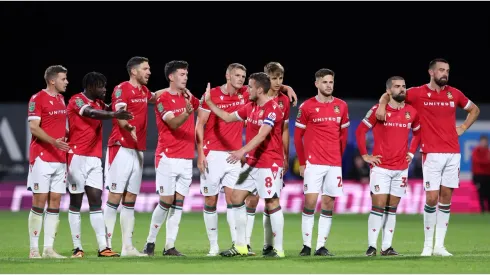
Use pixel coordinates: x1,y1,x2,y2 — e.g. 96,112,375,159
0,211,488,273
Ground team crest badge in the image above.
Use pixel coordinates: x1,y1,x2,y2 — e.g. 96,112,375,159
278,101,284,109
304,184,308,192
115,89,122,98
259,110,264,117
446,91,453,99
334,105,340,114
160,186,164,194
157,103,164,113
29,102,35,112
71,184,77,191
405,111,411,120
33,183,39,190
111,183,117,190
425,181,430,189
203,187,208,194
374,185,380,192
75,98,84,108
238,93,243,99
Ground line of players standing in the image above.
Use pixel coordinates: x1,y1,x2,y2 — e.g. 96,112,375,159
26,57,479,259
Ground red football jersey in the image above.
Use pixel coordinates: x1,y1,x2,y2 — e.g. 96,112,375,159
295,96,349,167
67,92,105,158
234,99,284,168
27,90,67,164
405,84,471,153
199,86,249,153
272,93,291,125
361,104,421,170
107,81,152,151
155,92,200,159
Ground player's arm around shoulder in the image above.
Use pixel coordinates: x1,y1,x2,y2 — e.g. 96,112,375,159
159,93,192,130
203,83,240,123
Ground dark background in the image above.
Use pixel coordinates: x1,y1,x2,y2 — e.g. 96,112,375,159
1,1,489,104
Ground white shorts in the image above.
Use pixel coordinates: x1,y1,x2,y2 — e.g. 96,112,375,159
104,146,144,195
156,152,193,197
369,166,408,197
67,154,103,194
200,150,240,196
303,161,343,197
234,164,283,199
422,153,461,191
27,156,67,194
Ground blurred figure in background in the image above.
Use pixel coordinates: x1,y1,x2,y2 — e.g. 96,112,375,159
472,134,490,213
348,154,370,184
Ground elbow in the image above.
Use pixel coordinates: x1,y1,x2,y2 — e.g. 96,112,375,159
169,123,178,130
474,105,481,116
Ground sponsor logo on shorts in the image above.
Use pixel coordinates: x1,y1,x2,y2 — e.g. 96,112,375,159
374,185,380,192
111,183,117,190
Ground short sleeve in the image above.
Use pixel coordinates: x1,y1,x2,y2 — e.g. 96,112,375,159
69,96,91,116
263,103,284,128
113,85,129,110
362,105,378,128
191,96,200,110
295,102,308,129
341,103,350,129
405,87,418,105
234,102,251,121
27,94,42,121
158,96,174,122
454,88,472,110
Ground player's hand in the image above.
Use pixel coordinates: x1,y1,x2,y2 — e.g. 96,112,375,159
113,109,134,120
406,153,413,163
375,105,387,121
204,83,211,102
283,85,297,107
183,88,193,100
197,153,208,178
185,99,194,114
128,125,137,141
362,154,382,166
227,149,245,164
283,160,289,176
299,165,305,177
53,137,70,151
456,125,466,136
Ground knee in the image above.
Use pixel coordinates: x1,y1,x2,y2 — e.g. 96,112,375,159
321,196,335,211
48,193,62,208
70,193,84,208
204,195,218,207
246,195,259,208
107,192,122,205
425,193,438,207
264,198,279,210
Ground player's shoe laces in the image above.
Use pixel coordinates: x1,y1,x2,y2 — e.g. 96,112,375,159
421,246,433,256
98,247,120,257
71,248,84,258
263,248,285,258
247,244,256,256
163,247,185,256
42,247,66,258
433,246,453,256
314,247,334,256
221,245,248,257
380,247,400,256
365,246,377,256
262,245,274,256
299,245,311,256
142,242,155,256
29,248,41,259
207,246,220,257
121,246,147,257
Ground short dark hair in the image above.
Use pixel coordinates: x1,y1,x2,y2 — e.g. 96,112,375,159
315,68,335,80
264,62,284,76
429,58,449,69
44,65,67,84
82,72,107,90
126,56,149,75
386,76,405,89
226,63,246,74
164,60,189,82
249,72,271,93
